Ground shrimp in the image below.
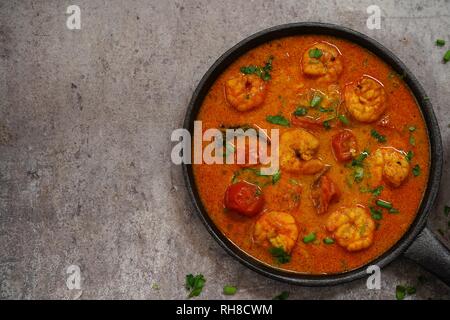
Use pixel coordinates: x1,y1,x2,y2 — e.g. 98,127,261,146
224,74,267,111
326,207,375,251
302,42,343,83
280,129,324,175
344,76,387,123
368,148,410,187
253,211,299,253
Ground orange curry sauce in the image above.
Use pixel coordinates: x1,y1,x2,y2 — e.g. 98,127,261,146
193,35,430,274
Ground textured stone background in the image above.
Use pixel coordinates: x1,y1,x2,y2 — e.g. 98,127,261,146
0,0,449,299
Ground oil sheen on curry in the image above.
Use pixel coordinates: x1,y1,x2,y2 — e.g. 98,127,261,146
193,35,430,274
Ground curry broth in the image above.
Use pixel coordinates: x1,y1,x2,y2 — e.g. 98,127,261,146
193,35,430,274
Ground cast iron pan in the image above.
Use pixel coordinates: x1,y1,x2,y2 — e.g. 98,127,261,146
182,23,450,286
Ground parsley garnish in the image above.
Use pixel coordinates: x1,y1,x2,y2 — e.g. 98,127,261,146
273,291,289,300
310,93,322,107
370,206,383,220
412,164,421,177
436,39,446,46
293,107,308,116
405,150,414,162
266,114,290,126
360,185,384,196
352,150,370,167
309,48,323,59
240,56,274,81
223,285,237,295
272,170,281,184
269,247,291,264
444,50,450,63
185,274,206,298
409,135,416,146
348,150,370,183
389,208,400,214
370,129,387,143
319,106,334,113
396,285,416,300
353,167,364,182
303,232,316,244
338,114,350,125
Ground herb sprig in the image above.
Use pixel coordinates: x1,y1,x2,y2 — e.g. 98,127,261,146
266,114,290,126
370,129,386,143
185,274,206,298
269,247,291,264
240,56,274,81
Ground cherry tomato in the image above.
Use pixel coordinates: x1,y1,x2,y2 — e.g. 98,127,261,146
224,180,264,216
311,175,339,215
331,129,357,162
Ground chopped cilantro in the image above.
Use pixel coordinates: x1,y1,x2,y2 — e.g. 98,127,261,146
371,129,387,143
185,274,206,298
293,107,308,116
273,291,289,300
223,285,237,295
412,164,421,177
309,48,323,59
303,232,316,244
266,115,290,126
269,247,291,264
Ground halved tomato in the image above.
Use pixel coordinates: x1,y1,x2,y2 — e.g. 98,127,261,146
331,129,357,162
224,180,264,217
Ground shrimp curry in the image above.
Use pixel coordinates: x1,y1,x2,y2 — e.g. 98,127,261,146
193,35,429,274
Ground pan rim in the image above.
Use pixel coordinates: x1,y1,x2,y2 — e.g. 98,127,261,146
181,22,443,286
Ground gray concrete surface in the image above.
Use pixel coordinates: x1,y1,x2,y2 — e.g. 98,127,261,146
0,0,449,300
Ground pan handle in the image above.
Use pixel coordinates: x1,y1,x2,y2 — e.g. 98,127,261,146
403,226,450,286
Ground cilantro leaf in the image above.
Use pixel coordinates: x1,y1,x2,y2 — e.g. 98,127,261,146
240,56,274,81
273,291,289,300
185,274,206,298
370,129,387,143
309,48,323,59
272,170,281,184
266,115,290,126
412,164,421,177
269,247,291,264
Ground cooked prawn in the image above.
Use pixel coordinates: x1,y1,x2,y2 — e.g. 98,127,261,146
368,147,410,187
344,76,387,123
280,129,324,174
302,42,343,83
224,74,267,111
253,211,299,253
326,207,375,251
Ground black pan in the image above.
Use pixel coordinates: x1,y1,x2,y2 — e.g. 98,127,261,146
182,23,449,286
